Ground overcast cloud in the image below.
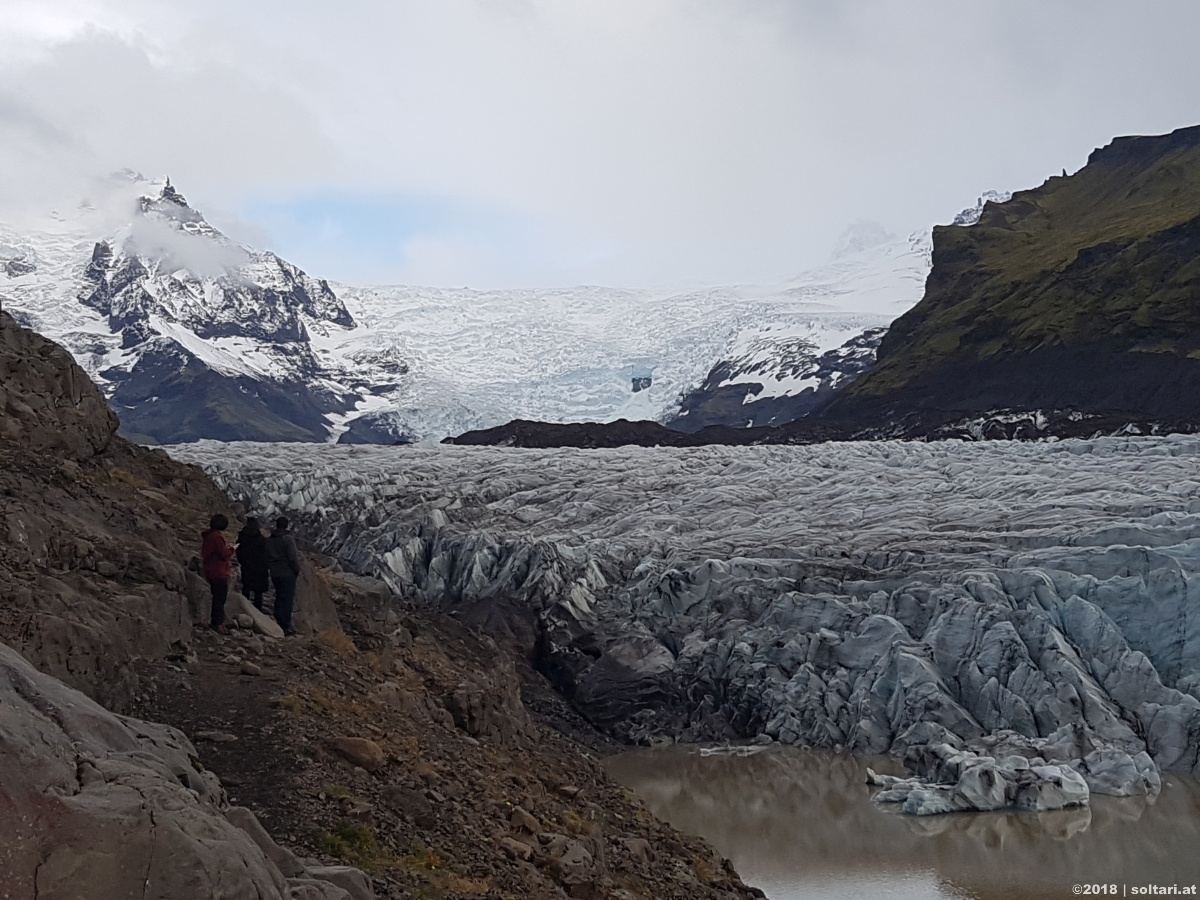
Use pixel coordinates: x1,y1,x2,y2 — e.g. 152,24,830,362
1,0,1198,288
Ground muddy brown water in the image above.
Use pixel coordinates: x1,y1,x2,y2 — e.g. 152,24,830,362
605,746,1200,900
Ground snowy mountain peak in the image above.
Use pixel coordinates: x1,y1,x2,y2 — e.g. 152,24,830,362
135,180,222,241
2,177,369,441
159,177,185,204
77,177,356,347
831,219,896,260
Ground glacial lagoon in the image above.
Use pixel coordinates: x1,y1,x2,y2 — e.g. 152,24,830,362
605,745,1200,900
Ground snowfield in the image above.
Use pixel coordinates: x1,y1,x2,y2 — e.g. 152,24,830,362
171,435,1200,812
329,227,930,437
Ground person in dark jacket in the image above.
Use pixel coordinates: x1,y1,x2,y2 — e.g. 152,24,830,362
201,514,235,634
236,517,270,611
265,516,301,635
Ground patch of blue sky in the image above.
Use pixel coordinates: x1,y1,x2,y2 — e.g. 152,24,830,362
238,190,549,286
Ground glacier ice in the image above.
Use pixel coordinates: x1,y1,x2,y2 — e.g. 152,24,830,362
171,434,1200,809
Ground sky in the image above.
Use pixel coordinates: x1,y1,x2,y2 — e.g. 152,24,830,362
1,0,1199,289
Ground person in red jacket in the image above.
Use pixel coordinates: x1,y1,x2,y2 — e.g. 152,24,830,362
201,514,236,634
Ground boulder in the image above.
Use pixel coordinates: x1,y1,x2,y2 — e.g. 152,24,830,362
293,561,341,635
330,737,386,773
227,806,307,877
444,656,533,746
499,836,534,861
381,785,435,827
0,640,284,898
510,805,542,834
232,592,285,639
304,865,375,900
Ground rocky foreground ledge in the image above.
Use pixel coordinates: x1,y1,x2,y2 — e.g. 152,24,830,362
177,437,1200,816
0,641,368,899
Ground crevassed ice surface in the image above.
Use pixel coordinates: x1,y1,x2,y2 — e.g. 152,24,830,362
171,436,1200,784
328,230,930,438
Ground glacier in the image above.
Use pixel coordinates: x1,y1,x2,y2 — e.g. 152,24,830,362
171,435,1200,812
2,175,935,441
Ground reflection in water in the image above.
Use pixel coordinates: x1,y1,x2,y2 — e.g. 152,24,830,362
605,747,1200,900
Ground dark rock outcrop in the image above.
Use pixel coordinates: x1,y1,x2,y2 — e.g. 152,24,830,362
445,417,791,448
446,409,1198,449
669,327,888,432
336,410,415,445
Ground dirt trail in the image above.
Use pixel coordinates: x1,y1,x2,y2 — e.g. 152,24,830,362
130,581,761,900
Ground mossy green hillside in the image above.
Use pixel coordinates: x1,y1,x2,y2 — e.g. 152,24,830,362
834,124,1200,413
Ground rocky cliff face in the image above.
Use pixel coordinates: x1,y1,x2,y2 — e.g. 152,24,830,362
825,124,1200,425
0,309,372,899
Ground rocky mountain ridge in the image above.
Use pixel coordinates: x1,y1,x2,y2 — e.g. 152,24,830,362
665,228,931,431
446,408,1200,448
2,173,407,443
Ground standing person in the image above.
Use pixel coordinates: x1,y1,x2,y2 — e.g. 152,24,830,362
201,514,235,635
236,517,270,612
265,516,301,636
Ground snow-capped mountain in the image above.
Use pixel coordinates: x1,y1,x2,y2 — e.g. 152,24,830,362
0,172,389,442
329,222,933,439
668,226,932,430
2,175,965,443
